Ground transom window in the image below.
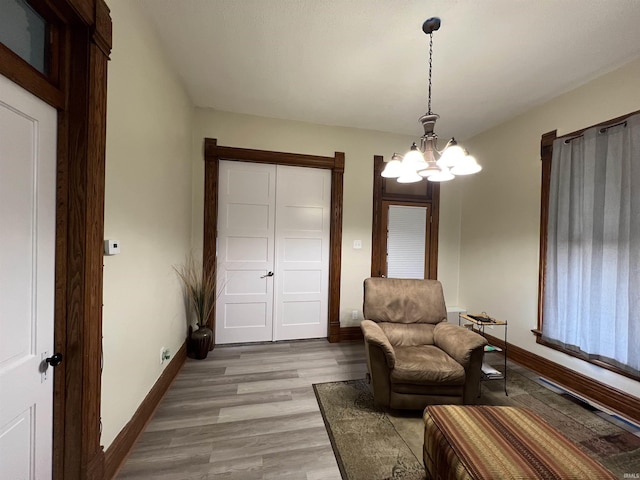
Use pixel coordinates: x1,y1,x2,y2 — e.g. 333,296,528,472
0,0,50,75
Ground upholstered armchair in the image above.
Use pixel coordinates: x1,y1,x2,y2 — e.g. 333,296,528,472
360,277,487,410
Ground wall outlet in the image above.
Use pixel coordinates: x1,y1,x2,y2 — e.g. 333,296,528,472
160,347,170,364
351,310,359,320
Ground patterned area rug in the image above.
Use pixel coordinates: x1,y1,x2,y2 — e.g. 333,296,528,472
313,365,640,480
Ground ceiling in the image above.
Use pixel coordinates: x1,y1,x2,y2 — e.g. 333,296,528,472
136,0,640,140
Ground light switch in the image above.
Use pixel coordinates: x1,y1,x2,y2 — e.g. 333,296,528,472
353,240,362,250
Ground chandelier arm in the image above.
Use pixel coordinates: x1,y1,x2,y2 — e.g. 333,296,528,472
435,138,454,155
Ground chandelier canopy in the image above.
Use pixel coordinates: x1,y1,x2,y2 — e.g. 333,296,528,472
382,17,481,183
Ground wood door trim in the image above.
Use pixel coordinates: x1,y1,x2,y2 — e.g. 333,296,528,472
371,155,385,277
3,1,112,479
339,326,364,342
203,139,345,343
0,44,64,108
372,155,439,279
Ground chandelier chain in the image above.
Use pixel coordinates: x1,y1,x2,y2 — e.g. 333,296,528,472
427,32,433,114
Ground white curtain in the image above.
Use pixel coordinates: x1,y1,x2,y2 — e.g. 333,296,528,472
543,113,640,374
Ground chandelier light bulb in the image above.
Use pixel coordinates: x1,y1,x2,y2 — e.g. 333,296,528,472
381,158,403,178
427,168,455,182
398,157,423,183
450,155,482,175
403,144,427,169
397,170,423,183
437,143,465,168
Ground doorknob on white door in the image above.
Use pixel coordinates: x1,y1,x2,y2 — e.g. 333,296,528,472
260,271,274,278
45,353,63,367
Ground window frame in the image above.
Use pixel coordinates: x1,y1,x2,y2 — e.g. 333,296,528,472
371,155,439,279
537,110,640,382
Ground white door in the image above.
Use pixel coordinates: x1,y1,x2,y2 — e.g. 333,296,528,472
273,166,330,341
216,161,331,344
216,161,276,343
0,75,57,479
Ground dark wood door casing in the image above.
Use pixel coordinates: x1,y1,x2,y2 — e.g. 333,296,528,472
203,139,345,343
1,1,112,479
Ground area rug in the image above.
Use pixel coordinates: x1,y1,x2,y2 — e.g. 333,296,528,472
313,366,640,480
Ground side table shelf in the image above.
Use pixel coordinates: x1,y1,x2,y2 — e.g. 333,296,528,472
459,313,508,396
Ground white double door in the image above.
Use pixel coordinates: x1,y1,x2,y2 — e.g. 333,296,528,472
0,75,57,478
216,161,331,344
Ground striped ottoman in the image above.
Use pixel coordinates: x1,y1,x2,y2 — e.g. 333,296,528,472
423,405,615,479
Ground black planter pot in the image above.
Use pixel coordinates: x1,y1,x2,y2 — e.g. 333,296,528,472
189,325,213,359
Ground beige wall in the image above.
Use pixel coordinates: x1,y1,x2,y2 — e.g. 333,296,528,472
101,1,640,450
460,58,640,397
101,0,194,448
190,110,465,326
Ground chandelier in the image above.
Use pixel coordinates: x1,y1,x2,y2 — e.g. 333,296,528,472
381,17,482,183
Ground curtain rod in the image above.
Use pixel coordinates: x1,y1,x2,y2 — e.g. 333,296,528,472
563,120,628,144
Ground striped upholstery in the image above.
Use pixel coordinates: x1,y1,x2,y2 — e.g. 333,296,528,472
423,405,616,480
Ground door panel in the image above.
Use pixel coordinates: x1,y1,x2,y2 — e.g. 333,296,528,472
0,74,57,480
274,166,331,341
216,161,276,344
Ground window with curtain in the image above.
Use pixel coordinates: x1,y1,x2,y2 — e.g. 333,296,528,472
541,112,640,378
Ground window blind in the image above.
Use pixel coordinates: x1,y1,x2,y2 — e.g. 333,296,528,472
386,205,426,279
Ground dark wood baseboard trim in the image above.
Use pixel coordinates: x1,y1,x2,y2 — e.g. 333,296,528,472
104,341,187,479
484,333,640,424
340,326,363,342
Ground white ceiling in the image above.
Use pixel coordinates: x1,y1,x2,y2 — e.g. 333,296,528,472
136,0,640,140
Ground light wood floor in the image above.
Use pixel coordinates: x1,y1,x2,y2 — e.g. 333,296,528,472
116,339,367,480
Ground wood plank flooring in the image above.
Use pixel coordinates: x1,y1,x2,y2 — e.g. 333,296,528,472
115,339,367,480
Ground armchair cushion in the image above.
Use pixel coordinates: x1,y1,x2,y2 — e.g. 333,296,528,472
363,278,447,324
391,346,465,386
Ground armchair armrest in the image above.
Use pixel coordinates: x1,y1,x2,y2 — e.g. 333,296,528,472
360,320,396,368
434,322,487,368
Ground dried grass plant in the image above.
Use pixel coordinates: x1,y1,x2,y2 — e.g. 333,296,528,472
174,254,217,328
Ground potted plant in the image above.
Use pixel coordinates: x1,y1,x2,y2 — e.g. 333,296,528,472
174,254,217,359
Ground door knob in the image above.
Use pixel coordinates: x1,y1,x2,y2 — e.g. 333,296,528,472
45,353,63,367
260,271,274,278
